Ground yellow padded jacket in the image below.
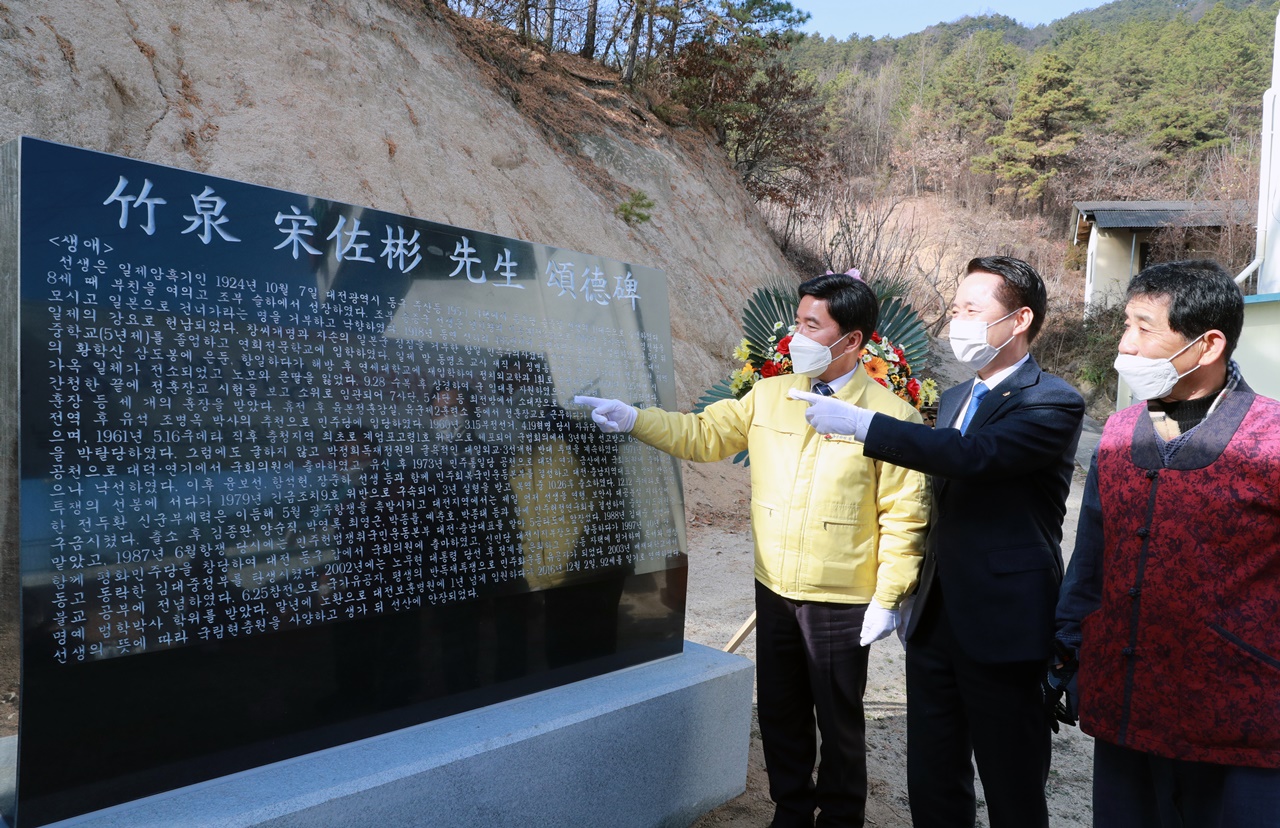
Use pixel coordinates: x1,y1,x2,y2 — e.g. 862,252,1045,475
631,370,930,606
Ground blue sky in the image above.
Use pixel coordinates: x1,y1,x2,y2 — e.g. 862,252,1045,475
795,1,1107,39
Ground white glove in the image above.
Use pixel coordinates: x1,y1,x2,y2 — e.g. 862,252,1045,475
859,601,900,646
573,395,638,434
896,595,915,648
788,389,874,440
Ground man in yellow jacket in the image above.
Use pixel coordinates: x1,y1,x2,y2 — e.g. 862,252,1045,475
577,272,930,828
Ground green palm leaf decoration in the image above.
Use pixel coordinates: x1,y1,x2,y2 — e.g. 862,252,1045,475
878,296,930,368
740,286,797,366
694,285,797,415
693,277,938,466
692,377,739,414
696,285,932,410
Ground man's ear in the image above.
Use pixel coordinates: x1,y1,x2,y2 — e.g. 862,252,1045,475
1011,306,1035,338
841,330,865,355
1197,329,1229,367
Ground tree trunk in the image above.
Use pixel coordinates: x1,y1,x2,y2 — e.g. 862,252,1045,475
544,0,557,51
622,0,646,85
643,0,654,82
580,0,599,59
666,0,681,61
515,0,530,40
601,5,631,66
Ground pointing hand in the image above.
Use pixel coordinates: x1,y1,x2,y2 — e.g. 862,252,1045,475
788,389,873,438
573,395,638,434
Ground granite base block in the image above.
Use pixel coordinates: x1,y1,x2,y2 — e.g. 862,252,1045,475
42,642,753,828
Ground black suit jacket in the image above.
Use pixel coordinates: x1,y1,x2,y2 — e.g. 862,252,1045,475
862,355,1084,663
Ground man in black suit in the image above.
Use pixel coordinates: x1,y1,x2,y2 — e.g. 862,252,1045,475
792,256,1084,828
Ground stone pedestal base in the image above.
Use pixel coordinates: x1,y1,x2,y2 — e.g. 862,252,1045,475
32,642,752,828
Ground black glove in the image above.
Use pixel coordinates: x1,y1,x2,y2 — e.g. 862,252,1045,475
1043,644,1079,732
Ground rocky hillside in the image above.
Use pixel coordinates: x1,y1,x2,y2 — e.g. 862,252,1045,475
0,0,794,407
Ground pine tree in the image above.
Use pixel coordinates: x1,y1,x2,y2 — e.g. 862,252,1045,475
929,29,1024,143
974,52,1096,210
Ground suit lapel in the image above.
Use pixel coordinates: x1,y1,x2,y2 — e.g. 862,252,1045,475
965,356,1042,434
936,383,968,432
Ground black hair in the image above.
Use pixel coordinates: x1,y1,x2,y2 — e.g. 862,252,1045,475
1126,259,1244,358
966,256,1047,342
797,273,879,343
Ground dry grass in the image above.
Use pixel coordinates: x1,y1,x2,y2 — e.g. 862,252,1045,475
441,8,711,204
764,180,1116,412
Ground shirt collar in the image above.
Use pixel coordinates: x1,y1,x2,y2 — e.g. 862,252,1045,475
1145,358,1241,424
815,362,860,394
974,352,1030,393
1207,358,1243,417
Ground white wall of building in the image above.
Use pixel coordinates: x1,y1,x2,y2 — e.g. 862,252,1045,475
1085,227,1146,308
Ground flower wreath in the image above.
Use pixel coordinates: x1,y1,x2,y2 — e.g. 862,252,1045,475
730,322,939,409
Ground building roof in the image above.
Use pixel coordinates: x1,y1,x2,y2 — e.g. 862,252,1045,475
1071,200,1253,243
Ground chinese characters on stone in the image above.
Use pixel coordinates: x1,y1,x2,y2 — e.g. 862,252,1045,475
101,177,643,307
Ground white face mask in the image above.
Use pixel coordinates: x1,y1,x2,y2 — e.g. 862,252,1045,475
1113,334,1205,400
789,330,852,377
949,309,1018,372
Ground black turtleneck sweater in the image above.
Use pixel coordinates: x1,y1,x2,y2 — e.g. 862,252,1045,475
1149,393,1218,435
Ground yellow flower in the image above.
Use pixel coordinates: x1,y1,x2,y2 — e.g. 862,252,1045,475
920,378,941,407
733,339,751,362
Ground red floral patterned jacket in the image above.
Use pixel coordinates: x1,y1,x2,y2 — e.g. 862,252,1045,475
1080,386,1280,767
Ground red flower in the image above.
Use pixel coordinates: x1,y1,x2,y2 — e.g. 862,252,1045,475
871,332,882,343
907,378,921,402
776,335,792,355
875,377,888,388
760,361,781,378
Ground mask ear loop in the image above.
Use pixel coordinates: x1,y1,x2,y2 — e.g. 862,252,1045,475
1169,333,1208,381
988,308,1022,353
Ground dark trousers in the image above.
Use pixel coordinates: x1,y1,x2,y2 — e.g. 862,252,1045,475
754,580,870,828
1094,739,1280,828
905,585,1051,828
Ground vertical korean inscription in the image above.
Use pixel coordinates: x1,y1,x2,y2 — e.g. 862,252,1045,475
23,140,684,669
12,138,688,828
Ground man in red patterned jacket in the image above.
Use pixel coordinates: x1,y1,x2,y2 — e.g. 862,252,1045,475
1055,260,1280,827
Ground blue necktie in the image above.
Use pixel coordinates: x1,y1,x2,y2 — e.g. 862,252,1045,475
812,381,835,397
960,382,989,434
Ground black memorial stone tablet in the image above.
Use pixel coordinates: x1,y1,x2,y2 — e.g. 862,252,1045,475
0,136,687,828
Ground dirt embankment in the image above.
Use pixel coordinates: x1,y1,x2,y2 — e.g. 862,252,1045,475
0,0,803,742
0,0,798,409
